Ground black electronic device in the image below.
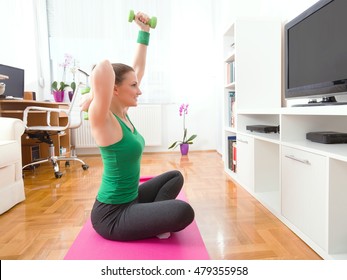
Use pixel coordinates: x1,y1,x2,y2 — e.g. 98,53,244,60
306,131,347,144
0,64,24,99
246,125,279,134
284,0,347,106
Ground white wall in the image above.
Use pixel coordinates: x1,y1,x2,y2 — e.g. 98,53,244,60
146,0,220,153
220,0,319,29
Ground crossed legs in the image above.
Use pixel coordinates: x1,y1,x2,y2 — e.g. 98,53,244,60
91,170,195,241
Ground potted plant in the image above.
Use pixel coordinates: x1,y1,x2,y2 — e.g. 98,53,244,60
168,103,197,155
51,81,69,102
51,53,77,102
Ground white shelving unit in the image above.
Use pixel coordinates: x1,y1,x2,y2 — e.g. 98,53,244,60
222,17,282,182
222,18,347,260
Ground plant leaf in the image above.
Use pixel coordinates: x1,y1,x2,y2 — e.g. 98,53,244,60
183,128,187,142
52,81,58,91
71,81,76,93
59,81,66,91
186,134,197,142
168,141,179,149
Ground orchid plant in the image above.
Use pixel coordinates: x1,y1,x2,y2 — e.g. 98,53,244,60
168,104,197,150
51,53,77,93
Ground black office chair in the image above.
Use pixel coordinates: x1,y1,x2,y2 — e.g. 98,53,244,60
22,83,89,178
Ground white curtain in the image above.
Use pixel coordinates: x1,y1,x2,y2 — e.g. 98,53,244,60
46,0,218,104
0,0,49,98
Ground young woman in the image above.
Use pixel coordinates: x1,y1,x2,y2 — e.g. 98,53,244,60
88,12,195,241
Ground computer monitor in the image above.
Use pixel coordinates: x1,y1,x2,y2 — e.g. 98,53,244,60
0,64,25,99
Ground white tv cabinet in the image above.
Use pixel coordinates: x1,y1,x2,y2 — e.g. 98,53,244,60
222,18,347,260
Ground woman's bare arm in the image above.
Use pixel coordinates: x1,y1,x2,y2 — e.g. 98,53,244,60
133,12,150,85
88,60,115,127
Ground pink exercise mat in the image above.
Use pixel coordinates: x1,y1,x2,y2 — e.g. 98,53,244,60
64,180,209,260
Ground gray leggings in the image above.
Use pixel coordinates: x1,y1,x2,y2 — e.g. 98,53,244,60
91,170,195,241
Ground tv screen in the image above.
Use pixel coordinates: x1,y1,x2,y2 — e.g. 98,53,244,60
0,64,24,99
285,0,347,104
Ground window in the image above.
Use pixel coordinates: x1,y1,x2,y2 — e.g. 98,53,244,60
46,0,217,103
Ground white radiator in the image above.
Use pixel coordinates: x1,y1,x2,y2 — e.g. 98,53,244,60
73,116,95,148
73,105,162,148
128,105,162,146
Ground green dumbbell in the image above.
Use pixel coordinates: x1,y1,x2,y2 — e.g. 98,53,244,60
128,10,157,29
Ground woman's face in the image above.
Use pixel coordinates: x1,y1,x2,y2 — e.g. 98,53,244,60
115,71,142,106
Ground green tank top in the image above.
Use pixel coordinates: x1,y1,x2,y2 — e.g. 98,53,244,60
97,114,145,204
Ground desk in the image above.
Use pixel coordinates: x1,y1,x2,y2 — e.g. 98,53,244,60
0,100,71,166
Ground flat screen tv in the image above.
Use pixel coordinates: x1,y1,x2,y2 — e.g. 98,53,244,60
285,0,347,106
0,64,24,99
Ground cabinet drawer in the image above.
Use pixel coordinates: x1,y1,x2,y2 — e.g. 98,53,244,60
281,146,327,250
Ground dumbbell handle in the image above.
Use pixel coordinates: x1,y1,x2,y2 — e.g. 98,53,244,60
128,10,157,29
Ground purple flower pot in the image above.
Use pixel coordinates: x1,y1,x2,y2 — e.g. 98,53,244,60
53,90,65,102
180,143,189,155
68,91,74,102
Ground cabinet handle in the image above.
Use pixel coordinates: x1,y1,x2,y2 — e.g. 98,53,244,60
238,139,248,144
285,154,310,165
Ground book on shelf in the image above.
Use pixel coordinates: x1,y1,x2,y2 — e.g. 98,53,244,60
228,91,236,128
227,135,237,172
232,141,237,173
225,61,235,84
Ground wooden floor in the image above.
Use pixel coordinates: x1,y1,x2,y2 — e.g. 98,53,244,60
0,151,321,260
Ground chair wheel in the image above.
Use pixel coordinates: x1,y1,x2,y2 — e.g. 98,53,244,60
65,161,70,167
55,171,63,178
82,164,89,170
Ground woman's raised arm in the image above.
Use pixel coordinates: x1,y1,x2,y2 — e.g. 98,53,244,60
132,12,151,85
88,60,115,125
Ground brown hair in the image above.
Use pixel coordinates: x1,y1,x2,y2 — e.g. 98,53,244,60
111,63,134,85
